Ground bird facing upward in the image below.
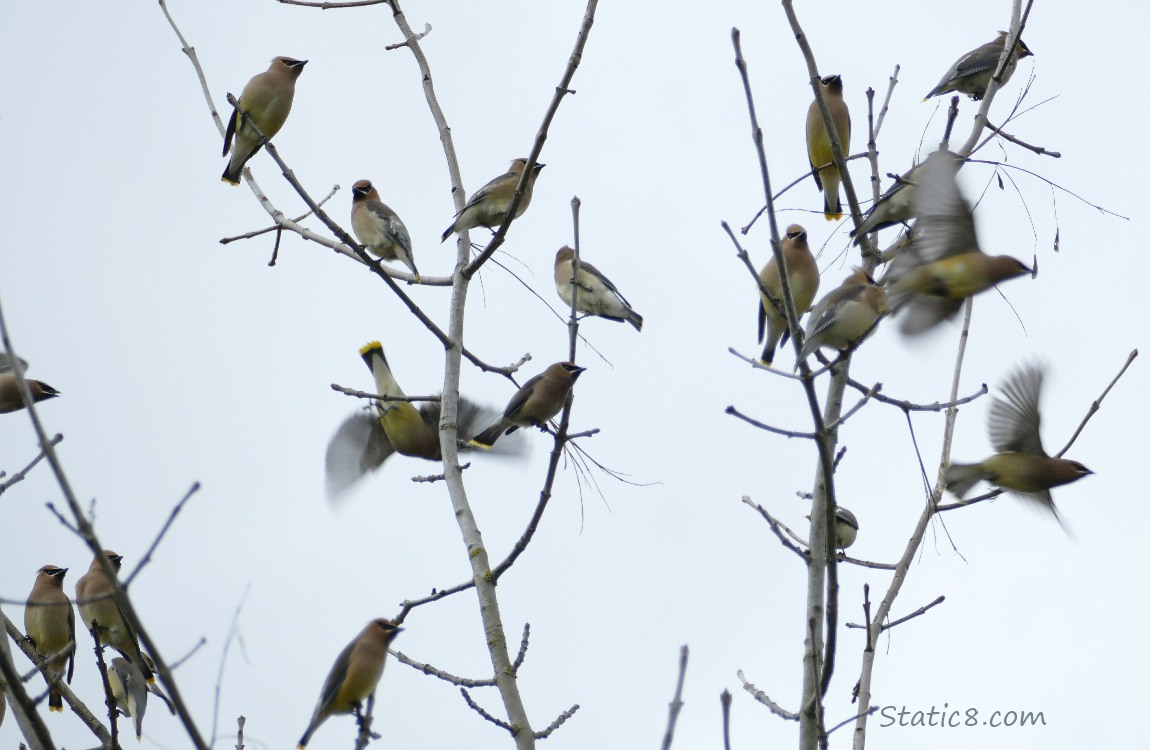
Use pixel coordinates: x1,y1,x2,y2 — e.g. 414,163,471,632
24,565,75,712
74,551,153,682
298,619,403,749
221,56,307,184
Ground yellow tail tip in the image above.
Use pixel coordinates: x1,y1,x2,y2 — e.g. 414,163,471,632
49,705,63,713
824,212,844,221
467,438,493,450
358,341,383,356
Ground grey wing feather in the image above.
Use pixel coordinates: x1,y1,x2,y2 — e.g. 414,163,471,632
908,149,978,265
502,374,543,423
325,411,395,501
0,353,28,374
988,364,1046,455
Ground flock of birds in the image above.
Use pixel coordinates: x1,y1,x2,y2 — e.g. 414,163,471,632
2,27,1095,747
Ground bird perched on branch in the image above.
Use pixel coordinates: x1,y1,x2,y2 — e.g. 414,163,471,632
757,225,820,366
0,353,60,413
883,149,1032,334
806,74,851,221
221,56,307,184
108,657,150,741
805,506,859,552
441,158,544,242
325,342,517,500
925,32,1032,101
849,165,920,245
553,246,643,331
796,268,888,364
470,362,586,448
351,180,418,279
24,565,75,712
74,551,152,682
946,364,1092,524
298,619,403,749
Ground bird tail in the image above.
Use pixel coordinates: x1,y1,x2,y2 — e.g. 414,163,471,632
49,687,62,712
627,311,643,332
221,159,242,185
945,462,987,498
469,421,507,448
823,176,843,220
440,223,455,243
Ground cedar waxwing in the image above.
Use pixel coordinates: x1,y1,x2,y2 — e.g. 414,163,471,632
946,365,1092,522
469,362,586,448
351,180,418,278
849,166,921,245
553,246,643,331
440,159,545,242
325,342,514,499
925,32,1033,101
796,269,888,364
221,56,307,185
108,657,149,741
138,652,176,716
74,551,152,682
297,619,403,749
757,225,820,366
809,507,860,551
24,565,75,712
806,75,852,221
0,353,60,414
884,149,1031,334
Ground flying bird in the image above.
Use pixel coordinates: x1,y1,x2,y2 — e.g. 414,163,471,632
883,149,1032,334
0,353,60,413
946,364,1093,524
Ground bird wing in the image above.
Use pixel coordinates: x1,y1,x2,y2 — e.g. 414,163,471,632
223,107,238,156
324,411,395,501
66,598,76,683
988,364,1046,456
368,201,413,255
0,353,28,374
906,149,979,266
502,373,544,423
951,42,1001,80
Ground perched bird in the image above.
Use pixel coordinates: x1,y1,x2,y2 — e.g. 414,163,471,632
108,657,149,741
325,342,513,499
298,619,403,749
0,353,60,414
947,365,1091,523
796,269,888,364
849,165,920,245
351,180,418,279
24,565,75,712
441,158,545,242
806,75,851,221
757,225,820,366
806,506,858,551
74,551,152,681
138,652,176,716
221,56,308,184
553,246,643,331
925,32,1033,101
470,362,586,448
884,149,1032,334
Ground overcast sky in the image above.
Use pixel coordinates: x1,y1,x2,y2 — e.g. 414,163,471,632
2,1,1146,749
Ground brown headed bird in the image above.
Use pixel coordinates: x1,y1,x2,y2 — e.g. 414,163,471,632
806,75,851,221
470,362,586,448
946,364,1092,525
297,619,403,749
796,268,888,364
0,353,60,413
757,225,820,366
222,56,307,184
926,32,1033,101
74,551,152,681
351,180,418,279
849,164,920,245
24,565,75,712
883,149,1031,335
441,158,544,242
553,246,643,331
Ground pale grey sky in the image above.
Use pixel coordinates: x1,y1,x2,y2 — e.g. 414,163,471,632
1,1,1145,749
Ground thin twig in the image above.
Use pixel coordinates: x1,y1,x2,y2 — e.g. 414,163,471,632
659,646,689,750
